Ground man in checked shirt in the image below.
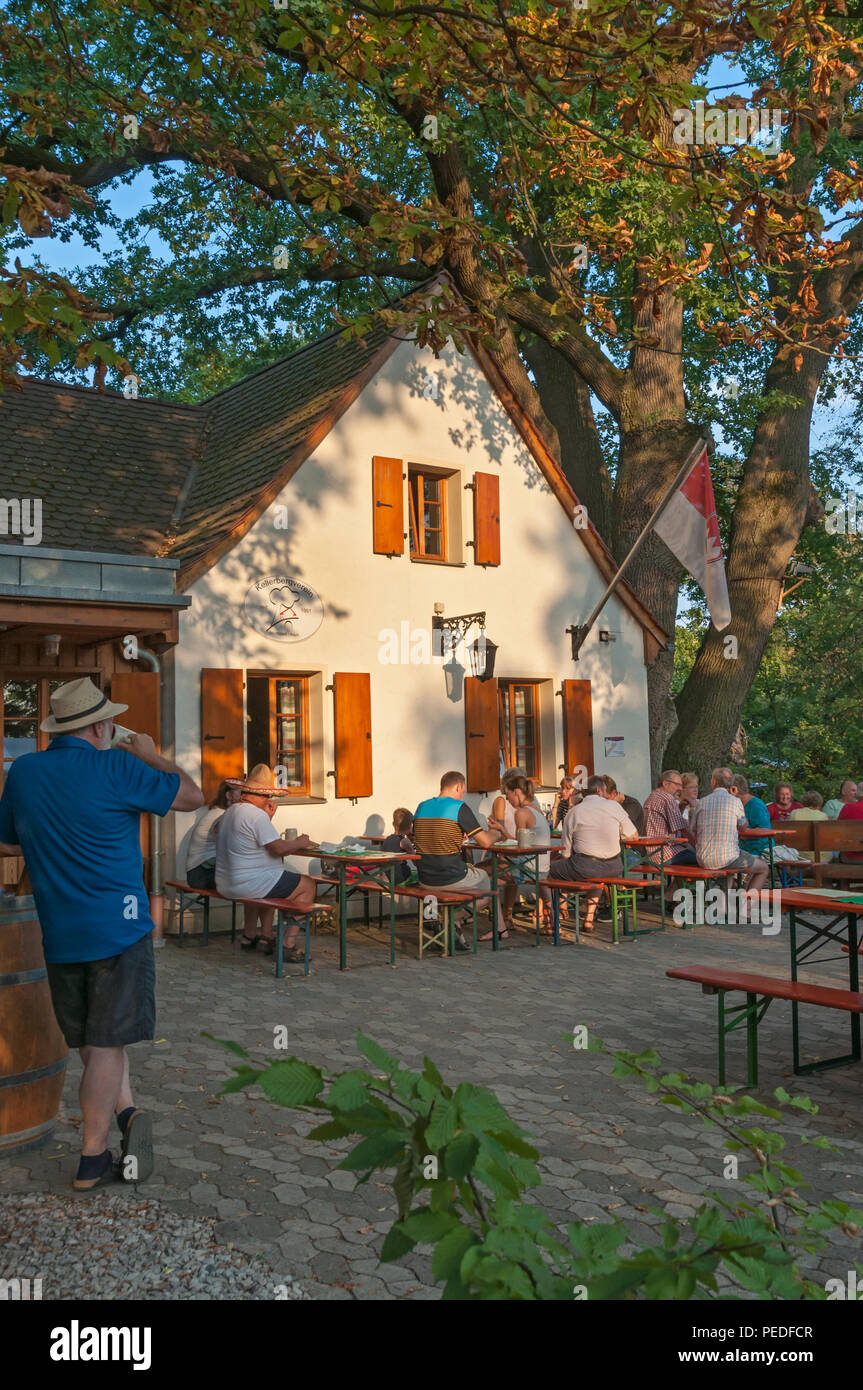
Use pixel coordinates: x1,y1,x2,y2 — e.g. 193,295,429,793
642,770,699,867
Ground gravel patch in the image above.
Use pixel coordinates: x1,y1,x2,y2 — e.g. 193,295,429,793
0,1193,308,1301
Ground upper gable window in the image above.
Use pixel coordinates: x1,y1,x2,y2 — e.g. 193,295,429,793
408,465,453,562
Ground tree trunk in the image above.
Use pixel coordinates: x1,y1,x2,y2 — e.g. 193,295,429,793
664,346,823,782
612,420,705,782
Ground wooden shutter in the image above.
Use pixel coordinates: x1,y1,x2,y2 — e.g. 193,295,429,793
464,676,499,791
332,672,372,798
201,669,245,802
561,679,594,778
372,456,404,555
473,472,501,566
110,672,161,748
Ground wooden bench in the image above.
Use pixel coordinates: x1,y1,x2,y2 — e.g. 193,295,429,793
639,864,742,930
165,880,316,978
308,872,499,958
668,964,863,1082
539,876,654,944
806,828,863,885
772,821,863,889
165,880,236,947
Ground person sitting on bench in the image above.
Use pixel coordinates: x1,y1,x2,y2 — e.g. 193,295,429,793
488,775,553,932
185,779,242,890
823,779,858,821
381,808,417,886
214,765,315,961
690,767,768,893
412,771,505,949
548,774,638,931
643,770,698,867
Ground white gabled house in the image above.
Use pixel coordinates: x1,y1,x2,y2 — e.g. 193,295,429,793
0,292,667,904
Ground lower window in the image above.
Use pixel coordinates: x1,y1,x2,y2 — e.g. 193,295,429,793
498,681,541,780
245,674,310,795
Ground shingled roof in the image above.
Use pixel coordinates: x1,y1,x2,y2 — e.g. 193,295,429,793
0,320,392,568
0,308,668,646
0,376,201,556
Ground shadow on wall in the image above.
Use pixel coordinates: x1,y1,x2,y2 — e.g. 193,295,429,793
400,349,545,495
183,469,353,660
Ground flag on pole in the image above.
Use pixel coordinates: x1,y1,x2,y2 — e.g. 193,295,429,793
654,445,731,630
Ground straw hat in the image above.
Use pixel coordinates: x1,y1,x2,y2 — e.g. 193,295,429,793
40,677,128,734
228,764,289,797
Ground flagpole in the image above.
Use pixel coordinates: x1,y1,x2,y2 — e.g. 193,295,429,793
567,437,707,661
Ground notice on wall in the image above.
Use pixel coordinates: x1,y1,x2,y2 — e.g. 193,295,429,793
604,736,625,758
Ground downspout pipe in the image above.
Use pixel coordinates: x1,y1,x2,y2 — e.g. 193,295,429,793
133,647,164,937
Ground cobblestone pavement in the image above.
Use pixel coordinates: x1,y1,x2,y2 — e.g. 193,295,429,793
2,910,862,1300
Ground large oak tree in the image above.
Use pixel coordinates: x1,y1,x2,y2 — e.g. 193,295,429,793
4,0,863,778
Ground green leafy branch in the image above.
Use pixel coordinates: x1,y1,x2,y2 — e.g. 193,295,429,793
202,1029,863,1301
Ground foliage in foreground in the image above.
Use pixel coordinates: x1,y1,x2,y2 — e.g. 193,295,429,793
203,1030,862,1300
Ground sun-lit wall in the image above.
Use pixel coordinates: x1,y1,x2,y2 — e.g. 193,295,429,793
169,335,653,873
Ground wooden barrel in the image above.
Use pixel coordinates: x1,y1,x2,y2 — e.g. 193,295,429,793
0,897,68,1156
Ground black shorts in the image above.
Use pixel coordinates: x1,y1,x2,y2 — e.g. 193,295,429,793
265,870,301,899
187,862,216,889
45,932,156,1049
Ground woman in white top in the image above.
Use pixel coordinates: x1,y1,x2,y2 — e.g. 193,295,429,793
488,771,520,841
186,780,242,889
485,776,553,936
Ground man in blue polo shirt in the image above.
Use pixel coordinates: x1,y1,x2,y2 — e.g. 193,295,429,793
0,677,202,1190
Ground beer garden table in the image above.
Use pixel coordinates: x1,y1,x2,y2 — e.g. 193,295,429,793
291,847,418,970
481,840,558,949
739,825,797,887
620,836,688,933
768,886,863,1073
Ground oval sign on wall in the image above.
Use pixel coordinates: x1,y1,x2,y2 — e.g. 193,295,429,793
245,576,324,642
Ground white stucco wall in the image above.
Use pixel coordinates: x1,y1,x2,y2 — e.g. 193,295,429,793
169,336,653,870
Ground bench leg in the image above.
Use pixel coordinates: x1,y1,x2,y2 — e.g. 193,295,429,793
746,992,759,1086
552,891,559,947
610,886,619,946
302,914,310,977
178,892,185,947
276,912,284,979
717,990,767,1086
202,895,210,948
231,901,237,944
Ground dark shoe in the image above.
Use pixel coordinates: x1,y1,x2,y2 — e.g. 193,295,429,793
72,1150,120,1191
121,1110,154,1183
260,937,275,956
595,908,614,923
283,945,306,964
454,934,471,953
240,934,260,951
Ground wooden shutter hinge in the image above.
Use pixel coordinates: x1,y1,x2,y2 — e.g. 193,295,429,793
464,482,475,491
